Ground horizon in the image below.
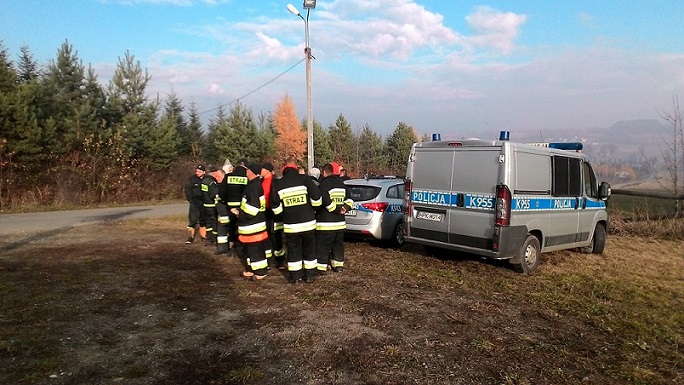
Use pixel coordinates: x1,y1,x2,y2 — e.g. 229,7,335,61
1,0,683,137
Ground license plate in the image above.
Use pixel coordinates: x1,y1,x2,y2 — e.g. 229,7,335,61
416,211,443,222
345,210,357,217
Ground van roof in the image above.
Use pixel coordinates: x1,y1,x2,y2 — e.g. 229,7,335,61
414,139,499,148
413,139,588,157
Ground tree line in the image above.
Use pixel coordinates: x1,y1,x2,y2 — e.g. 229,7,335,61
0,40,420,209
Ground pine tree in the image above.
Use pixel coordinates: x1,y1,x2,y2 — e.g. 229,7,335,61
149,114,181,171
162,91,189,156
256,111,276,162
186,100,205,159
82,65,108,138
328,114,355,170
106,51,158,162
0,41,16,92
204,105,226,164
213,101,263,164
385,122,417,176
357,124,386,175
17,45,40,83
44,40,87,153
312,119,333,166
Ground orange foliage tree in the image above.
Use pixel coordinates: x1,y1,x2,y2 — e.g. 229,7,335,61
273,94,306,165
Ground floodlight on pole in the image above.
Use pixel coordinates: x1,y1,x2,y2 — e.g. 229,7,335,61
287,3,315,173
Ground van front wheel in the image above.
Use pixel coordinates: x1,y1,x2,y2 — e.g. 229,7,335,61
581,223,606,254
512,234,541,274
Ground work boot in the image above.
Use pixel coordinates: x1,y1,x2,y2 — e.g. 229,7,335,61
186,228,195,244
304,269,316,283
199,227,207,239
288,271,302,284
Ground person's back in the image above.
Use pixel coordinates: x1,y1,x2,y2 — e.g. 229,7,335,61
315,163,353,273
272,165,321,232
271,163,322,283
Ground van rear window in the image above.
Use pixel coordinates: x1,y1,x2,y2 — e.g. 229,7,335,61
452,150,500,194
346,186,381,201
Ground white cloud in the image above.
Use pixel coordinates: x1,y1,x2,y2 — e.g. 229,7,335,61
464,6,526,55
207,83,224,94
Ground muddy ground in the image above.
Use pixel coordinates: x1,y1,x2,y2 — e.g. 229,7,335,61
1,216,682,385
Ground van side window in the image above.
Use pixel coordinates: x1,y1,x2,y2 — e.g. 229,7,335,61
552,156,582,197
583,162,598,198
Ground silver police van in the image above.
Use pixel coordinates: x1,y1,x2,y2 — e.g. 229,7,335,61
403,132,611,273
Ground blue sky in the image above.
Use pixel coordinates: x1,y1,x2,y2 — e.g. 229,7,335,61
1,0,683,138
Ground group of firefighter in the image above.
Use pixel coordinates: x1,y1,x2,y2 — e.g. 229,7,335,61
184,158,353,284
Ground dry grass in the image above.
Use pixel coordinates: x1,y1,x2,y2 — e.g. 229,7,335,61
609,212,684,240
0,217,682,384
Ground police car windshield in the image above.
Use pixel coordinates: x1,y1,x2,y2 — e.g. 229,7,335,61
347,186,381,201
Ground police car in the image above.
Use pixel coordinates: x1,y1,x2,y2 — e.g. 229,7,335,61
344,176,406,246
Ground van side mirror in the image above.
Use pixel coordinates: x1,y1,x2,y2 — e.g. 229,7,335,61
598,182,611,201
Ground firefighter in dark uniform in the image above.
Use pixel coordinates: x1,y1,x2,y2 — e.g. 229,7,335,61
316,162,354,273
215,162,232,254
223,159,248,254
271,161,322,283
233,163,269,280
184,164,207,243
201,165,221,245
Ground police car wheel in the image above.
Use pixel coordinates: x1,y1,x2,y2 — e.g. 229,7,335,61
392,221,405,247
513,234,540,274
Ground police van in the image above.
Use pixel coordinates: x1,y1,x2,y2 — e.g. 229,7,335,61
403,132,611,273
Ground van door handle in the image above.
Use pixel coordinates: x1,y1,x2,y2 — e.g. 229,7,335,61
456,193,465,207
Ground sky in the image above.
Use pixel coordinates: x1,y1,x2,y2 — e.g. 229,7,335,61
1,0,684,139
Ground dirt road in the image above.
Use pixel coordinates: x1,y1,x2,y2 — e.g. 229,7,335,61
0,203,186,235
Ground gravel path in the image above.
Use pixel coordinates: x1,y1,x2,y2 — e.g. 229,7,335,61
0,203,187,236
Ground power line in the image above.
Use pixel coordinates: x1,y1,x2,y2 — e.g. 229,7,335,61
198,58,306,116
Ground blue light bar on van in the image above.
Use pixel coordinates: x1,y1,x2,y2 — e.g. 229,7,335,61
528,142,583,151
432,133,441,141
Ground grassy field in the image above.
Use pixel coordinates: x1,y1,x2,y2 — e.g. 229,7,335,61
609,194,680,219
0,215,682,384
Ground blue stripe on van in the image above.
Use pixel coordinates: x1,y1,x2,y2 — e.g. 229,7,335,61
412,191,606,212
512,197,606,211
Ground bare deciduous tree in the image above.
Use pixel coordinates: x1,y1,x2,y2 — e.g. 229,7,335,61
657,95,683,216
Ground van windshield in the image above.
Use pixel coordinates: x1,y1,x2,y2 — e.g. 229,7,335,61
346,185,381,201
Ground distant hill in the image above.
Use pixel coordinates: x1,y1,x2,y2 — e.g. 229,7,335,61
455,119,674,162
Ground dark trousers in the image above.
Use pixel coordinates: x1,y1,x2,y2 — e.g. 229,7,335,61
244,239,268,276
227,205,240,250
216,202,230,253
316,229,345,270
272,215,285,267
188,200,206,228
204,206,217,243
286,230,316,281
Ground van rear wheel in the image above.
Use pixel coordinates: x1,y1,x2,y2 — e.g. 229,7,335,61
512,234,540,274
